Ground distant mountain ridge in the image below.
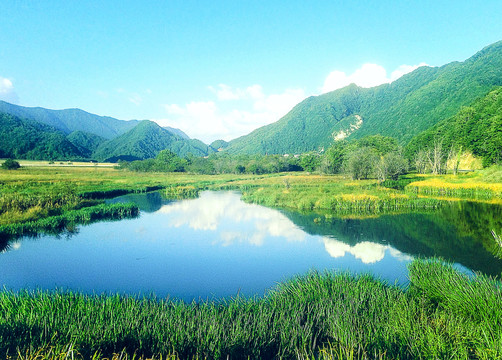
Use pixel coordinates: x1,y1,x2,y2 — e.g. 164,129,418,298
0,101,140,139
0,102,215,161
0,112,83,160
225,40,502,154
92,120,215,162
66,131,107,158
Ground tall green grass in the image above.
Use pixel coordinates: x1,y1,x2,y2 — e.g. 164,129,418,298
240,183,445,214
0,166,270,226
164,185,200,199
1,259,501,359
3,167,502,229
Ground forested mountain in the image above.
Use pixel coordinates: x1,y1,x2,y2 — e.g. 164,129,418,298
0,101,215,161
407,87,502,166
0,101,139,139
0,112,84,160
92,120,215,162
210,140,229,150
225,40,502,155
164,126,190,139
66,131,107,158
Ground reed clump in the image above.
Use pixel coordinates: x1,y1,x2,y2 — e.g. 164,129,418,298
1,259,501,359
0,203,139,240
164,185,200,199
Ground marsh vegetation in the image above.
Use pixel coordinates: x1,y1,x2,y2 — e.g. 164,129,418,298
1,164,502,359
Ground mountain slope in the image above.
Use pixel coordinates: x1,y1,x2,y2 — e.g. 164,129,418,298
0,101,139,139
407,86,502,165
66,131,107,158
0,112,84,160
92,120,214,162
164,126,190,139
225,40,502,154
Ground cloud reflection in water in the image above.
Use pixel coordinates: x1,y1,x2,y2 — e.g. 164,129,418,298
159,191,306,246
323,237,412,264
159,191,411,264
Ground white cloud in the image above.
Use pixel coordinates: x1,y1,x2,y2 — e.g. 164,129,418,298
153,61,426,143
157,84,305,143
253,88,305,115
0,76,19,103
246,84,264,100
322,62,428,94
164,103,185,116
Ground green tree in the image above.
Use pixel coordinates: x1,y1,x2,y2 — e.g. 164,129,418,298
235,164,245,174
186,157,216,174
414,149,429,174
1,158,21,170
376,152,409,181
155,149,187,172
320,140,348,174
345,147,379,180
356,135,399,155
300,153,320,172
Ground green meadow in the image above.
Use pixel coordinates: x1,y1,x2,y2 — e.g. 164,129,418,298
1,163,502,359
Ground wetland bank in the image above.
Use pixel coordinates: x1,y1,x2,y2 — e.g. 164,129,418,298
1,164,502,359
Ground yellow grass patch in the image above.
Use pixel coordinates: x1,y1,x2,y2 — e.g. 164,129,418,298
408,179,502,193
387,192,409,199
340,194,379,201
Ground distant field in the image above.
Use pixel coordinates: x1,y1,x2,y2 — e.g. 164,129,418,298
13,159,116,167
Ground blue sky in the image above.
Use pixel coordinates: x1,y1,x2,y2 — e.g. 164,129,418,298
1,1,501,143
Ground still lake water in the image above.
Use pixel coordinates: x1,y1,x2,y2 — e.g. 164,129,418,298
1,191,502,301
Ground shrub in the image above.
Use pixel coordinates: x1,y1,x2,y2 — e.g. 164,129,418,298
1,158,20,170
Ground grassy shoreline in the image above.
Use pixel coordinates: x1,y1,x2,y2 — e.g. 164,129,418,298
1,165,501,219
1,165,501,249
1,259,501,359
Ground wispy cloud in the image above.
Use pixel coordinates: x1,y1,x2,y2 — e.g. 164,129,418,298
208,84,265,101
322,62,428,94
128,93,143,106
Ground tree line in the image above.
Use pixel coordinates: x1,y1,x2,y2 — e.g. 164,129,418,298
118,129,498,181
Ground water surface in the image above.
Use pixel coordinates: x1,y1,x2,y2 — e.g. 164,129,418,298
1,191,501,301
